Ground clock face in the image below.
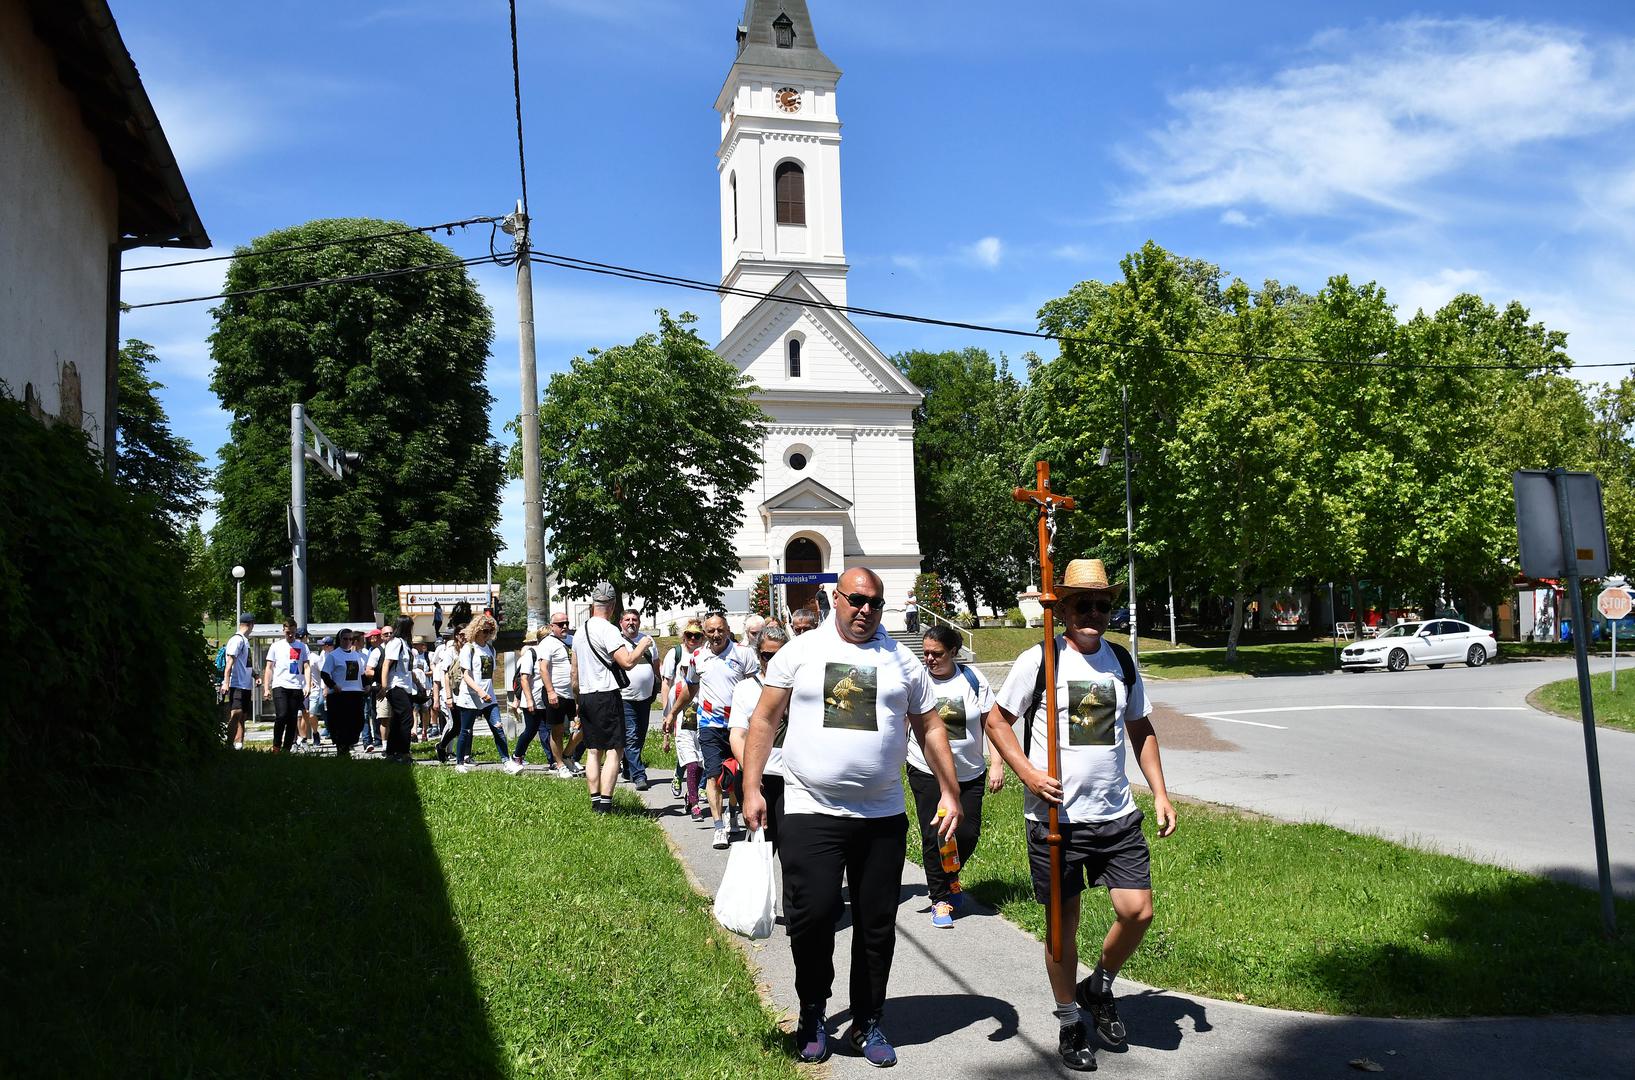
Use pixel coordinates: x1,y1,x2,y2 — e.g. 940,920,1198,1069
776,87,800,113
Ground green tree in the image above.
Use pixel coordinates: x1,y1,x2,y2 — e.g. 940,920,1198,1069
180,521,214,623
115,339,209,534
894,348,1034,616
208,219,504,619
511,311,767,611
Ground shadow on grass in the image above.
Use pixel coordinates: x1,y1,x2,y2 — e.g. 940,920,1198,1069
1290,871,1635,1017
0,752,503,1079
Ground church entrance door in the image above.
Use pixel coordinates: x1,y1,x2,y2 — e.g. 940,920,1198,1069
784,537,823,614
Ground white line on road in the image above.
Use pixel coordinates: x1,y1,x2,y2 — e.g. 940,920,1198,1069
1206,705,1529,716
1193,713,1289,730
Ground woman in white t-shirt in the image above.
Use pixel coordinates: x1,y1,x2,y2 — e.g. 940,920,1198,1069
662,622,705,812
908,625,1006,929
728,621,790,849
319,628,369,757
454,615,517,774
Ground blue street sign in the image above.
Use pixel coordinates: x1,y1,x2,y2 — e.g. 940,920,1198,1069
771,572,838,585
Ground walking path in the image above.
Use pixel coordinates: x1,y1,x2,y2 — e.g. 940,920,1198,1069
636,774,1635,1079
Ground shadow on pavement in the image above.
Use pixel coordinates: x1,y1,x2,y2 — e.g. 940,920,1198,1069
0,752,504,1079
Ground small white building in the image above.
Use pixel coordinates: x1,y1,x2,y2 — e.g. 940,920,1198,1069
654,0,924,629
0,0,209,462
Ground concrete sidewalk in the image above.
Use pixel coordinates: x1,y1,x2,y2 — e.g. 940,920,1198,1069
636,773,1635,1079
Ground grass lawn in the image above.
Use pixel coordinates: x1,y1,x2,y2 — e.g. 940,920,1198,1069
0,753,801,1079
911,781,1635,1016
971,627,1194,665
972,628,1340,679
1531,670,1635,734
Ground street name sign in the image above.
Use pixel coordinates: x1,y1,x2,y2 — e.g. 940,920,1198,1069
771,572,838,585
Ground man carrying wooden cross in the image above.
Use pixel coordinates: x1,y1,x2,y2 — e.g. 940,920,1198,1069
986,556,1177,1072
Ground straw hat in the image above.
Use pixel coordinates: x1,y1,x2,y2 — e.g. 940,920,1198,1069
526,624,548,643
1055,558,1122,598
680,620,704,637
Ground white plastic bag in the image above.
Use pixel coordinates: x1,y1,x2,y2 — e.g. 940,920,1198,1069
713,829,777,939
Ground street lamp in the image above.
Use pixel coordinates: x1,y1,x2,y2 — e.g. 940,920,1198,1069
232,564,246,624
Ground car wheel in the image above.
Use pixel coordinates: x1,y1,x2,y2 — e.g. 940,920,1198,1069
1387,649,1409,672
1427,663,1444,669
1466,645,1488,668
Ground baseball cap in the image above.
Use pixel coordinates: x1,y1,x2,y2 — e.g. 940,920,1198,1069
238,612,255,626
319,635,334,645
681,620,704,637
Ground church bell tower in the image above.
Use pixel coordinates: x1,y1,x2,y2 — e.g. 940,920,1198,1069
716,1,848,340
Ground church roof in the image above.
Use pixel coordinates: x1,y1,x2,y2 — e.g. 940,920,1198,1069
760,476,853,516
733,0,840,77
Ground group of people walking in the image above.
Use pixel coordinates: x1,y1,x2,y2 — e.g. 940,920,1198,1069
217,554,1176,1074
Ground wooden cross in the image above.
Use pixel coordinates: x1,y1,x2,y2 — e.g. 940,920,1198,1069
1013,461,1076,963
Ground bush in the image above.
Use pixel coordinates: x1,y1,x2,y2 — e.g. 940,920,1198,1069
0,396,217,799
1006,606,1026,627
750,573,771,618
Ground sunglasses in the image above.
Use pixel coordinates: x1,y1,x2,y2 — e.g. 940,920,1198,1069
840,592,886,611
758,651,778,666
1073,597,1115,616
550,622,568,628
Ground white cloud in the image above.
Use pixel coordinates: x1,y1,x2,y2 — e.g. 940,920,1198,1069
1392,267,1494,318
1219,209,1254,228
965,236,1004,268
143,82,274,174
1122,19,1635,217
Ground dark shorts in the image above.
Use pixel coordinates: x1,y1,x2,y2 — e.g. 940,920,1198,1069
699,725,733,783
578,690,623,751
227,687,253,714
546,696,576,727
1027,808,1151,903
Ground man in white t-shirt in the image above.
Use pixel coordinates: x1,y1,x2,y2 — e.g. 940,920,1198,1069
617,608,661,791
986,558,1176,1073
575,582,656,814
262,619,309,753
741,568,963,1069
664,612,758,848
380,616,419,760
540,613,578,777
220,612,256,750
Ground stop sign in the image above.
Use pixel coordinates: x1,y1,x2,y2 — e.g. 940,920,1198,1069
1599,586,1633,620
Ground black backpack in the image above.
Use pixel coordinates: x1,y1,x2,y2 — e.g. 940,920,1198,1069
510,645,537,700
1021,639,1136,758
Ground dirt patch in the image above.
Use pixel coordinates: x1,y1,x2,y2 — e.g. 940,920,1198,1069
1150,703,1240,752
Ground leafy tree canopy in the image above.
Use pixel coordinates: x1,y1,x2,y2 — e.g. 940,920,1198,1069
208,219,504,618
115,339,209,534
510,310,767,612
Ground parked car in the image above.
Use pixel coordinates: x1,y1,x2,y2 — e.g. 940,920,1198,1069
1341,620,1497,672
1108,606,1132,632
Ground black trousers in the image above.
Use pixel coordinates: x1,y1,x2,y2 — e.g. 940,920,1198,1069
328,691,365,754
272,688,303,751
762,773,785,851
779,812,907,1023
386,687,416,756
906,766,987,905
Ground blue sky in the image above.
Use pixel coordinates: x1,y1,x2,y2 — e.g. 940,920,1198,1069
116,0,1635,558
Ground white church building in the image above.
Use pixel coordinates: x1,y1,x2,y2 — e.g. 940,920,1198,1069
689,0,925,629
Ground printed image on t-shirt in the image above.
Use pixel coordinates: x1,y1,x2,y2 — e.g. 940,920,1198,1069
1067,678,1117,746
344,660,359,682
822,662,878,731
934,696,967,741
479,654,494,680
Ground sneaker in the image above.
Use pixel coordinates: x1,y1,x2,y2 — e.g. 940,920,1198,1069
634,777,651,792
794,1005,829,1064
1075,982,1126,1050
713,824,729,849
232,741,244,750
689,803,705,820
670,774,683,798
930,901,955,929
502,759,523,776
455,762,472,774
1058,1021,1097,1072
845,1020,897,1068
554,764,575,779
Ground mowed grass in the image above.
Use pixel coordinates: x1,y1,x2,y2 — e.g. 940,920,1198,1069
911,781,1635,1016
1532,670,1635,733
971,628,1193,665
0,753,800,1080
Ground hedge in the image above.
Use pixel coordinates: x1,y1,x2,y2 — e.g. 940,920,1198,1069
0,395,217,799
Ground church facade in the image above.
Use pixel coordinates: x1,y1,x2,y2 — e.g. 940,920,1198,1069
706,1,924,629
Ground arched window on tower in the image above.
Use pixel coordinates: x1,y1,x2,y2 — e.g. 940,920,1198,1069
775,162,805,225
788,338,802,378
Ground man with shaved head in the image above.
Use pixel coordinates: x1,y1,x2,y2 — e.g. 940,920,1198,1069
664,610,759,848
742,567,964,1068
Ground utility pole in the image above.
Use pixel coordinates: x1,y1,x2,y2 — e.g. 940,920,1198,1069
1122,386,1139,666
289,404,357,630
506,201,549,634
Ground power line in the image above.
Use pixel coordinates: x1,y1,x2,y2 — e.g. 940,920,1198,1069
121,216,504,274
126,254,504,310
508,0,530,219
527,250,1631,373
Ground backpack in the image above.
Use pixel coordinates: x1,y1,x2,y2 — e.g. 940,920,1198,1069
1021,640,1136,759
510,645,538,702
214,643,227,674
446,645,467,701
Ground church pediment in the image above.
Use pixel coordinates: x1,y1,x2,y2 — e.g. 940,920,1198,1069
759,476,853,516
716,271,924,401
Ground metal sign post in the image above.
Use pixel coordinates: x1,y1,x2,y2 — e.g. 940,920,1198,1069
289,404,358,631
1514,468,1616,938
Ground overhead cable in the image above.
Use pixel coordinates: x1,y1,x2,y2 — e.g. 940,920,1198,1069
121,216,504,274
126,254,504,310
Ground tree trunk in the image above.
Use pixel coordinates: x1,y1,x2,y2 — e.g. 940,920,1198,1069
955,571,979,620
346,582,375,623
1225,574,1247,663
1349,574,1363,629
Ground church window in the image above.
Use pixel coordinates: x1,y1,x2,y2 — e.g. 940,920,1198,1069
786,445,812,471
730,173,738,240
774,13,795,49
775,162,805,225
787,337,802,377
788,452,808,471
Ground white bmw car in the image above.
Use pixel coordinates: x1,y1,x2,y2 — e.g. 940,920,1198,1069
1341,620,1498,672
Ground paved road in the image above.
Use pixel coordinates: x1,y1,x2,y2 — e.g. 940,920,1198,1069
1143,657,1635,894
639,775,1635,1079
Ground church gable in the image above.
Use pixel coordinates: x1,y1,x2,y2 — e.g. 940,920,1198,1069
716,272,922,400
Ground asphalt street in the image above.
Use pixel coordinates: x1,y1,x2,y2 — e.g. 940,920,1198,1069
1141,656,1635,895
